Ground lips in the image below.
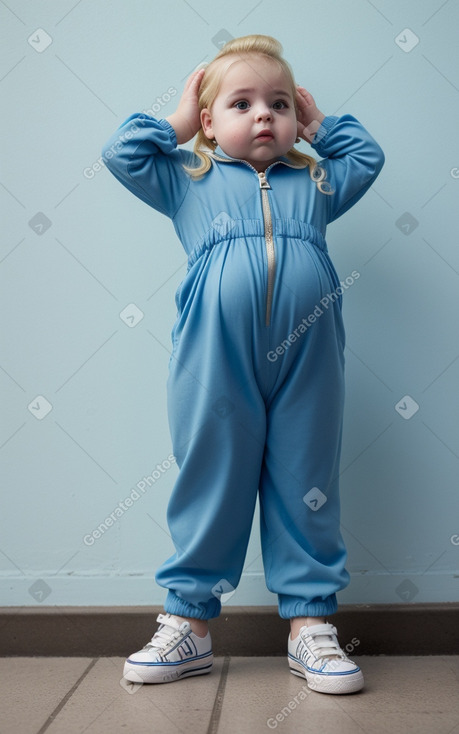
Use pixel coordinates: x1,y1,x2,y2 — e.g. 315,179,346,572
256,130,274,140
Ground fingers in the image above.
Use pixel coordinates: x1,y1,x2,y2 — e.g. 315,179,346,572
296,85,314,106
184,67,205,92
195,68,206,86
191,67,206,85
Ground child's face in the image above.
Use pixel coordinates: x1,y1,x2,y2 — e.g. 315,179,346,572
200,56,298,172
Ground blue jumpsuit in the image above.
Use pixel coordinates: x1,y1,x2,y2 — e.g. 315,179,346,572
102,113,384,620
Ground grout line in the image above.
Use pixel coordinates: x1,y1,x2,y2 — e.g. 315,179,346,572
35,658,98,734
206,655,231,734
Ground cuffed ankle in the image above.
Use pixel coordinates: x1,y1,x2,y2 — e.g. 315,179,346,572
278,593,338,620
163,590,221,620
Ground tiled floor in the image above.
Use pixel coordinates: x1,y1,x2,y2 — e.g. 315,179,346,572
2,656,459,734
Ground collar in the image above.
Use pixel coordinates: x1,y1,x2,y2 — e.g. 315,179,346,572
207,144,293,167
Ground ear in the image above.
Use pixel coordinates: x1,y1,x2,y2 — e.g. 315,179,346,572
200,108,214,140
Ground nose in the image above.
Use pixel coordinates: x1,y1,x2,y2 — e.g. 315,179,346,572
254,104,272,121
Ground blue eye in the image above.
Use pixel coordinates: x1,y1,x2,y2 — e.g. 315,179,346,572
233,99,288,110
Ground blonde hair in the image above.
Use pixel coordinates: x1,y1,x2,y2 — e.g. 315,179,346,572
182,34,332,194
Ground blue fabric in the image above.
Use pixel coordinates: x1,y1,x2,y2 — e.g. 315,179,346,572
102,114,384,619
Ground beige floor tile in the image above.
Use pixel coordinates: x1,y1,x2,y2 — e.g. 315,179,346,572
45,656,223,734
350,712,459,734
338,656,459,712
2,655,459,734
217,656,459,734
0,657,95,734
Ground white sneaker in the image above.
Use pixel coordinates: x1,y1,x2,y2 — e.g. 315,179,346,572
123,613,213,684
288,622,364,694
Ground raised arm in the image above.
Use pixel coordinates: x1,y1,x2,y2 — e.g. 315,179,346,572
101,69,206,218
310,114,385,223
101,114,189,218
295,86,385,224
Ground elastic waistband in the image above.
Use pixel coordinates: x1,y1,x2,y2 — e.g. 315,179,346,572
187,218,327,271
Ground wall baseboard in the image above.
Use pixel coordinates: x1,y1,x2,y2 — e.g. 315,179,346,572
1,603,458,656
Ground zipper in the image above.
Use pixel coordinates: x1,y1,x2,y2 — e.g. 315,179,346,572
209,152,304,327
257,171,274,326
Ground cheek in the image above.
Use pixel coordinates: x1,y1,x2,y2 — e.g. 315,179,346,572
284,118,299,143
223,125,246,147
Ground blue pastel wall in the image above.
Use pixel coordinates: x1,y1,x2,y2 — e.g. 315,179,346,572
1,0,458,607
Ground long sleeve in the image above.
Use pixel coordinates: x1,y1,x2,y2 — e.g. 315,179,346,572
101,114,193,219
310,114,385,224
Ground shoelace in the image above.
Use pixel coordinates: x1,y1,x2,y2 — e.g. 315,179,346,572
301,624,346,662
144,617,184,652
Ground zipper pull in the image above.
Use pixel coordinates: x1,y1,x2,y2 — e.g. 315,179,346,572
258,171,271,189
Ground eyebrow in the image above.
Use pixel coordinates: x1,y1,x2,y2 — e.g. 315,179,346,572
226,88,291,100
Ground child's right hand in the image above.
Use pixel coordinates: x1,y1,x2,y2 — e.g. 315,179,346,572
295,85,325,144
165,68,206,145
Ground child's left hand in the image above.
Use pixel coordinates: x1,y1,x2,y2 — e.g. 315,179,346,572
295,86,326,144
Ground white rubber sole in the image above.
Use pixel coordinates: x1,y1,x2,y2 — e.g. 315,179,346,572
123,652,214,684
288,656,364,694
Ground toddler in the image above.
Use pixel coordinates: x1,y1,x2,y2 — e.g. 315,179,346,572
102,33,384,695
